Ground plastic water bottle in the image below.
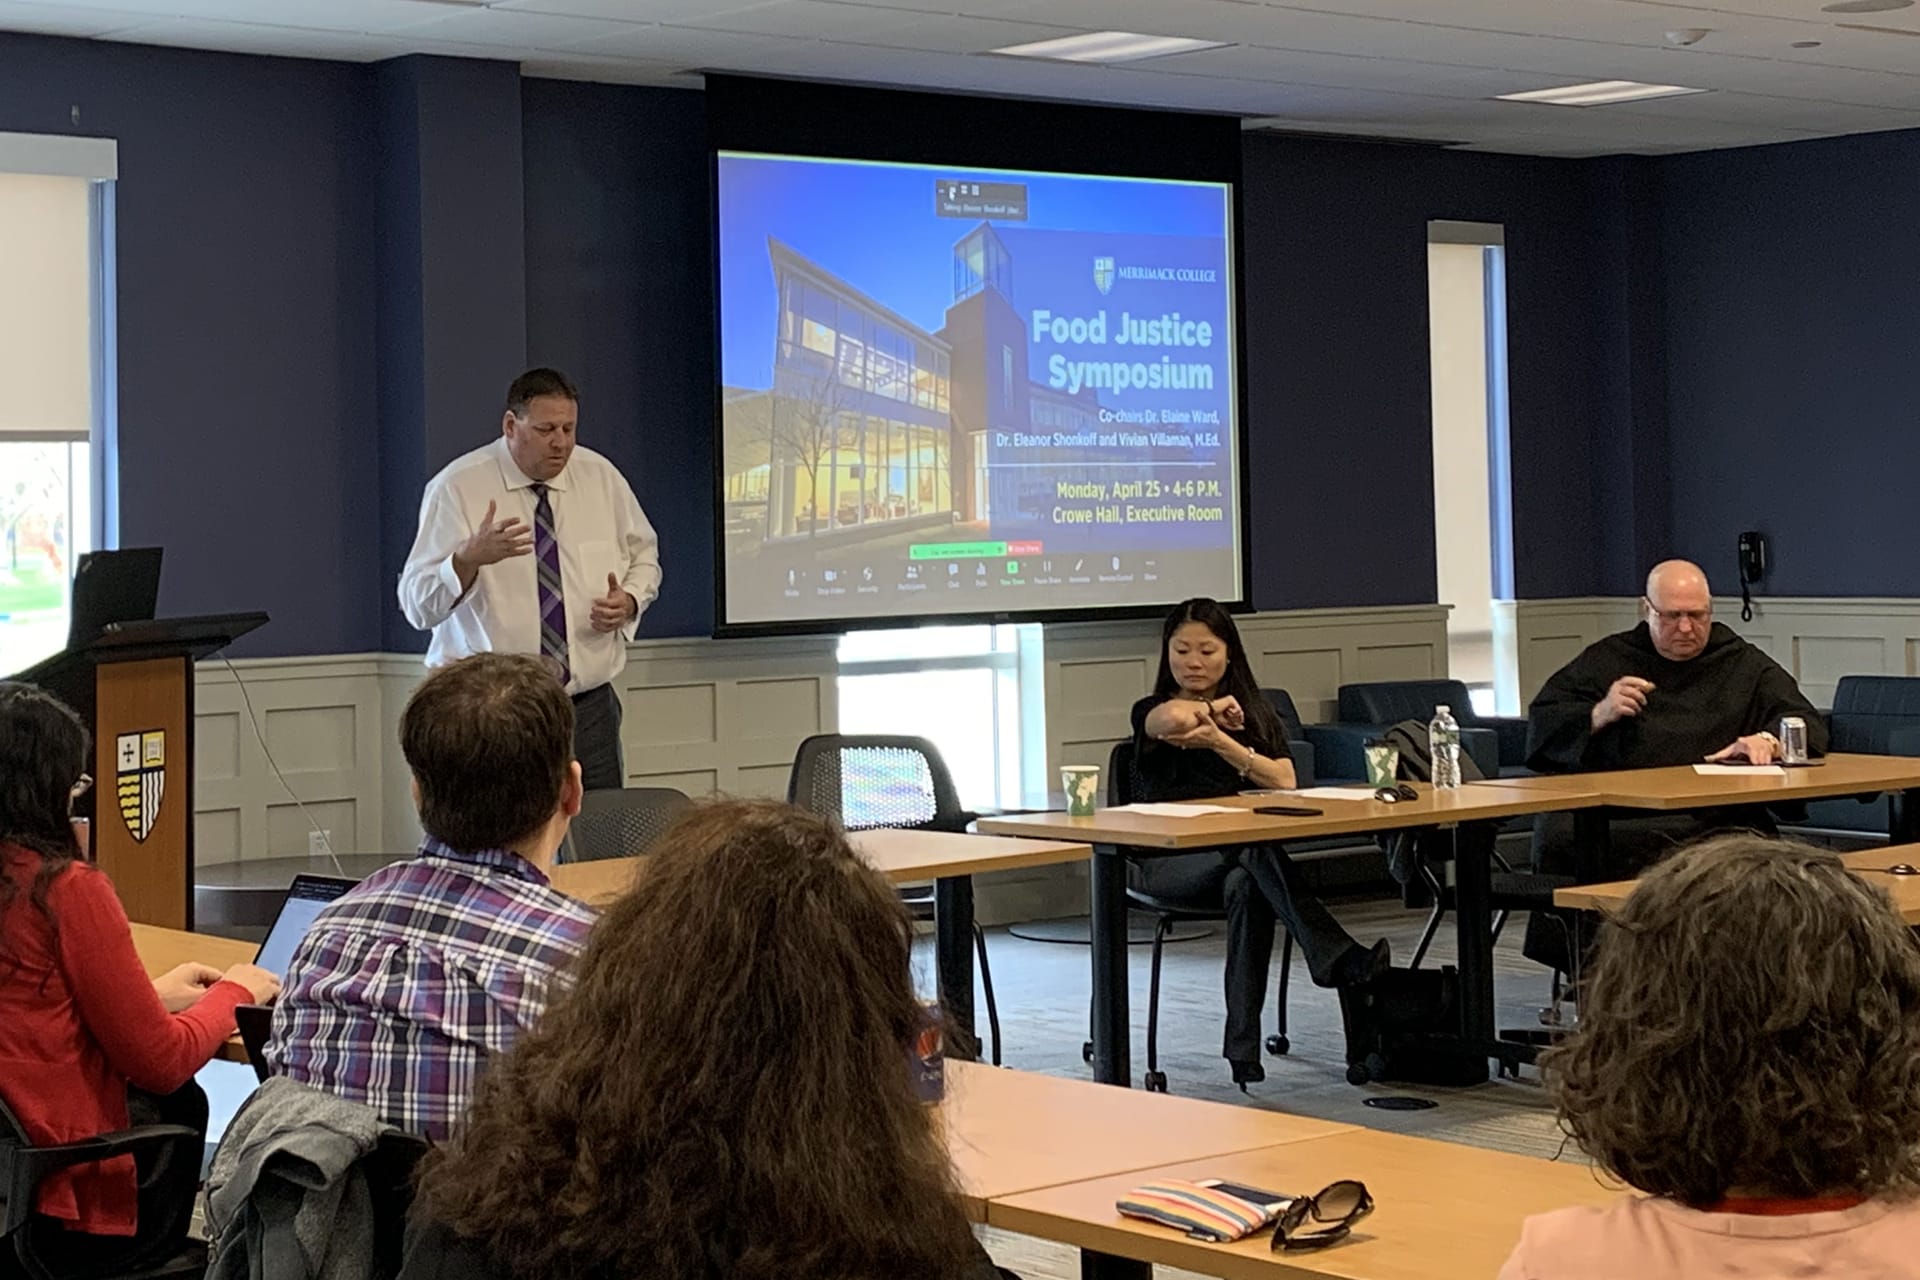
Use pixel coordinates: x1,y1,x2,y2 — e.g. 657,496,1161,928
1429,704,1462,790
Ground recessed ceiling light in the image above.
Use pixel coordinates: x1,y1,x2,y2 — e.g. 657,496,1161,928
1822,0,1912,11
988,31,1233,64
1495,79,1709,107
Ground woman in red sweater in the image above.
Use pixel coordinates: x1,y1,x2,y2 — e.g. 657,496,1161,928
0,683,279,1274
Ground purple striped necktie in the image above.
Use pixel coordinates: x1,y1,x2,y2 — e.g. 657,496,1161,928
530,483,570,686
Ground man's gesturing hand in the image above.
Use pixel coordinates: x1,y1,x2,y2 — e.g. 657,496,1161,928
1591,676,1654,732
453,499,533,586
591,573,636,633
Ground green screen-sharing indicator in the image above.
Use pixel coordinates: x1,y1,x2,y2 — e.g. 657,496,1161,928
909,541,1007,560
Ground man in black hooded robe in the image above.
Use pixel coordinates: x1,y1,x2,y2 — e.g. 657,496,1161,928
1522,559,1824,969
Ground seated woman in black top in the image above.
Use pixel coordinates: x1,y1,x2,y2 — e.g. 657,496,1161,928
398,800,1010,1280
1132,598,1389,1086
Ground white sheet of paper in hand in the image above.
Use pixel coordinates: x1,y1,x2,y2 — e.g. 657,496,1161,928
1693,764,1786,776
1112,803,1248,817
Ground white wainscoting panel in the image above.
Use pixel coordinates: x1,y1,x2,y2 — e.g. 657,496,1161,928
617,635,840,798
194,654,416,864
1504,598,1643,709
1506,597,1920,711
194,637,841,870
1041,605,1453,787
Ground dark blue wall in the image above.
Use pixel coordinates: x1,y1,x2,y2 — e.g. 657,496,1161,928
520,80,714,639
1658,128,1920,597
374,56,529,652
0,33,379,657
22,29,1884,652
1242,137,1641,609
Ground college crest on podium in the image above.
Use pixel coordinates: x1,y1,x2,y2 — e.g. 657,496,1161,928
116,730,165,842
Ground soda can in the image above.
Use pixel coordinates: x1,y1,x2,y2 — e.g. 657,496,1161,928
1779,716,1809,765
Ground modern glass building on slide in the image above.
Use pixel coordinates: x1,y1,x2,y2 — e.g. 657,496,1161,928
722,223,1103,553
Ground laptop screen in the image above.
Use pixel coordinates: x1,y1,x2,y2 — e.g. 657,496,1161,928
254,874,355,976
67,547,163,647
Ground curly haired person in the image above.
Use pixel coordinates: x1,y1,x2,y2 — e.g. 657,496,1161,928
1502,834,1920,1277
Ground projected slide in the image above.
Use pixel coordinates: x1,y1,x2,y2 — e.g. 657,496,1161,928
717,151,1241,627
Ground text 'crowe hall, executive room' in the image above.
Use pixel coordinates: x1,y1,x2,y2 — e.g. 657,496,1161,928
8,1,1920,1278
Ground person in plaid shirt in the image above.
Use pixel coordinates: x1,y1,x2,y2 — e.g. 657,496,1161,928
266,653,596,1139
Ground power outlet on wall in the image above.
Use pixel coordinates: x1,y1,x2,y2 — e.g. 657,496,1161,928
308,829,332,858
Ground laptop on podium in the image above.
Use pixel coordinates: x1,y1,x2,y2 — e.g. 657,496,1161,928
66,547,163,646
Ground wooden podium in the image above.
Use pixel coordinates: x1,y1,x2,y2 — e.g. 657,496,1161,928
17,612,266,929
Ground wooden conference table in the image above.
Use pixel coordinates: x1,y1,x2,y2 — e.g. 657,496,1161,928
1556,841,1920,919
980,753,1920,1089
979,784,1604,1087
1494,751,1920,839
941,1060,1354,1221
553,827,1092,1054
131,922,256,1064
990,1125,1617,1280
948,1062,1611,1280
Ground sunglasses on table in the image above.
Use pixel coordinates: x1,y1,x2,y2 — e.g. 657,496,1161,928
1273,1179,1374,1251
1373,783,1418,804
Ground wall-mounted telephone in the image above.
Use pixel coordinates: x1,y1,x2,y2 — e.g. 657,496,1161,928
1738,531,1768,622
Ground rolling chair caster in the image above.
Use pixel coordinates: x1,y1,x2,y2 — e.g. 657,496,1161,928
1081,1040,1093,1064
1144,1070,1168,1093
1345,1053,1387,1086
1265,1033,1290,1057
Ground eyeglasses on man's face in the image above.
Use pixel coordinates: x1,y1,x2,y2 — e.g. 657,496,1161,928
70,773,93,801
1645,599,1711,626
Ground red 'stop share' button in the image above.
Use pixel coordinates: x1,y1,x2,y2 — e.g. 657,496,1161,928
1006,541,1044,556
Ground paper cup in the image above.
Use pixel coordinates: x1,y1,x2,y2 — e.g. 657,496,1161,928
1363,742,1400,789
1060,765,1102,817
910,1006,945,1104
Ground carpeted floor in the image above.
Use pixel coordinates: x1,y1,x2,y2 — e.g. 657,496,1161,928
916,894,1593,1277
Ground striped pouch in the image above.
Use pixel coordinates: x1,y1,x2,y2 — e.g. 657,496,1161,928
1115,1180,1280,1242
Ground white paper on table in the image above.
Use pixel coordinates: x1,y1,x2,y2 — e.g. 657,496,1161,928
1280,786,1383,802
1110,803,1248,817
1692,764,1786,776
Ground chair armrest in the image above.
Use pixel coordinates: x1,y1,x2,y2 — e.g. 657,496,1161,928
1461,727,1500,781
1301,724,1372,782
2,1125,202,1235
1887,726,1920,758
1481,717,1531,768
1287,740,1316,789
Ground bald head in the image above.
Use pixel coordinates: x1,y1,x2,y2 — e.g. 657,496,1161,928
1646,559,1710,603
1644,559,1713,661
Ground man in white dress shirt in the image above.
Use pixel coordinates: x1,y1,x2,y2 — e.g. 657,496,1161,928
398,368,661,789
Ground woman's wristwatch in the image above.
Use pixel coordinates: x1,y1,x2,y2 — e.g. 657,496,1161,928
1238,744,1257,777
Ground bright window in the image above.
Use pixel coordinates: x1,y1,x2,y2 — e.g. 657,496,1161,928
1428,223,1516,714
837,624,1045,810
0,442,92,675
0,135,116,676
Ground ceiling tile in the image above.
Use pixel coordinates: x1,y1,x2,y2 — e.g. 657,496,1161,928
0,0,152,35
832,14,1088,54
495,0,787,19
567,21,817,60
390,5,643,50
669,0,939,40
2,0,1917,155
98,16,410,59
519,51,693,83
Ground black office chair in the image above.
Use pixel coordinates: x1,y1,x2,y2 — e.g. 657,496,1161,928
786,734,1002,1066
561,786,694,863
0,1097,206,1280
1082,739,1299,1093
234,1005,274,1084
1389,830,1578,1055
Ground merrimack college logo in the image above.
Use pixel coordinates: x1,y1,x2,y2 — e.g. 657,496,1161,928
1093,256,1115,296
116,730,165,843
